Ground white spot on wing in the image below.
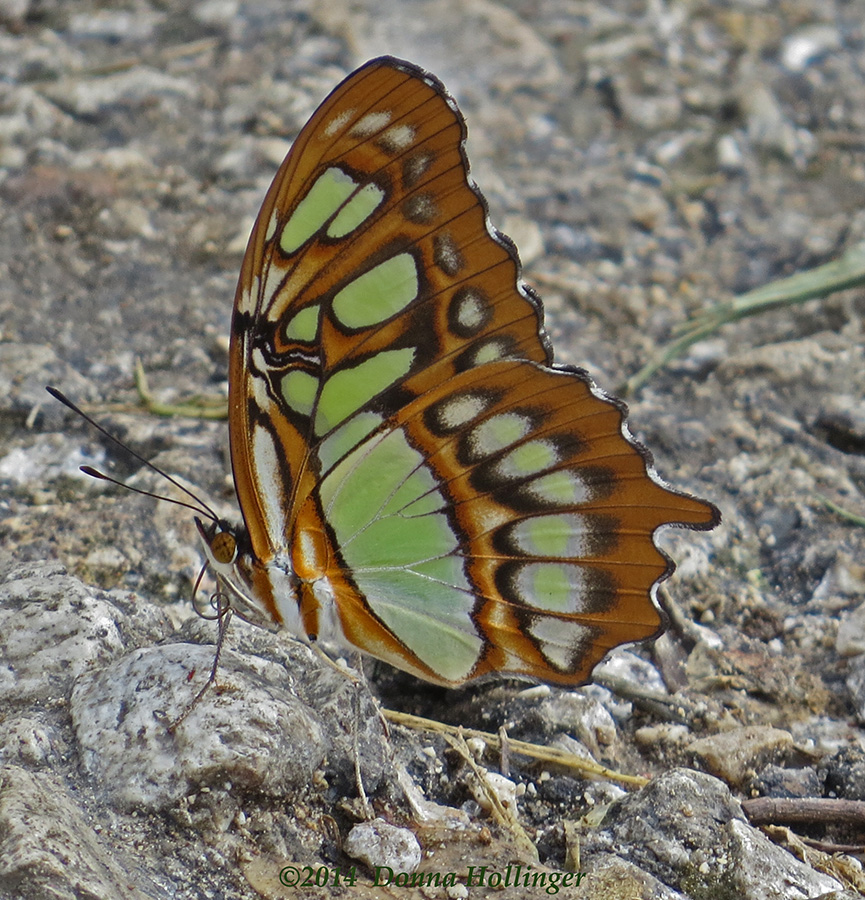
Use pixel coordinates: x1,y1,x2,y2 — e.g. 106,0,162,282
403,151,434,186
403,193,438,224
472,505,511,535
434,392,490,432
351,111,392,137
323,109,355,138
236,277,257,315
434,233,463,276
381,123,415,151
262,263,285,321
466,338,511,366
455,290,487,332
249,351,273,408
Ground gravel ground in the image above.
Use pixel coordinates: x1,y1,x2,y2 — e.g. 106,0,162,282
1,1,865,898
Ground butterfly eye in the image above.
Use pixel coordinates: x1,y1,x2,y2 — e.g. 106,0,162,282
209,529,238,566
195,517,239,567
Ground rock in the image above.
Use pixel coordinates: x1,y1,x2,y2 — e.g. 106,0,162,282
0,562,170,703
585,768,843,899
533,690,619,756
0,715,63,768
822,746,865,801
344,817,422,874
750,764,823,800
580,854,688,900
70,642,327,810
468,771,519,814
845,656,865,723
0,766,152,900
688,726,795,787
837,600,865,658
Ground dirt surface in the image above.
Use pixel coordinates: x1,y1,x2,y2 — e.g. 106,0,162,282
1,1,865,898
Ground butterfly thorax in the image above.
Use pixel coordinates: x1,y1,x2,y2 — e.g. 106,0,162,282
196,514,351,647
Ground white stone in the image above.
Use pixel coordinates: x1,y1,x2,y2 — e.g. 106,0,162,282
344,817,422,873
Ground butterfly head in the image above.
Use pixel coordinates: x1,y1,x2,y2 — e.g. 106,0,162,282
194,516,282,631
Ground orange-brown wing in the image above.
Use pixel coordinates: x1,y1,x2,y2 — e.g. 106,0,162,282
228,58,551,565
224,56,718,685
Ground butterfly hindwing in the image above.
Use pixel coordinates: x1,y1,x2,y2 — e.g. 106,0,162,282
310,358,713,685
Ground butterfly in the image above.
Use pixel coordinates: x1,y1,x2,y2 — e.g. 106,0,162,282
196,56,719,688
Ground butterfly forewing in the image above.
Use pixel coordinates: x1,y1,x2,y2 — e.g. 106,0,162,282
223,56,718,686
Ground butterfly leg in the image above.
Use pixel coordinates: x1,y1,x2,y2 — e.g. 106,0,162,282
349,673,374,819
163,599,234,732
310,645,398,816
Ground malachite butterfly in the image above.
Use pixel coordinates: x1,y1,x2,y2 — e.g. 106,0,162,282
196,56,719,688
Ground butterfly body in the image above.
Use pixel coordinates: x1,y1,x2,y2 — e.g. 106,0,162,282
200,57,718,688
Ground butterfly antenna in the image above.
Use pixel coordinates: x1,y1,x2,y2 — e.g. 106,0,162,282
79,466,218,518
46,386,220,522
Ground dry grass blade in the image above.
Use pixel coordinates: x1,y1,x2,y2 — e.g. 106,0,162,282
622,240,865,395
382,709,649,787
